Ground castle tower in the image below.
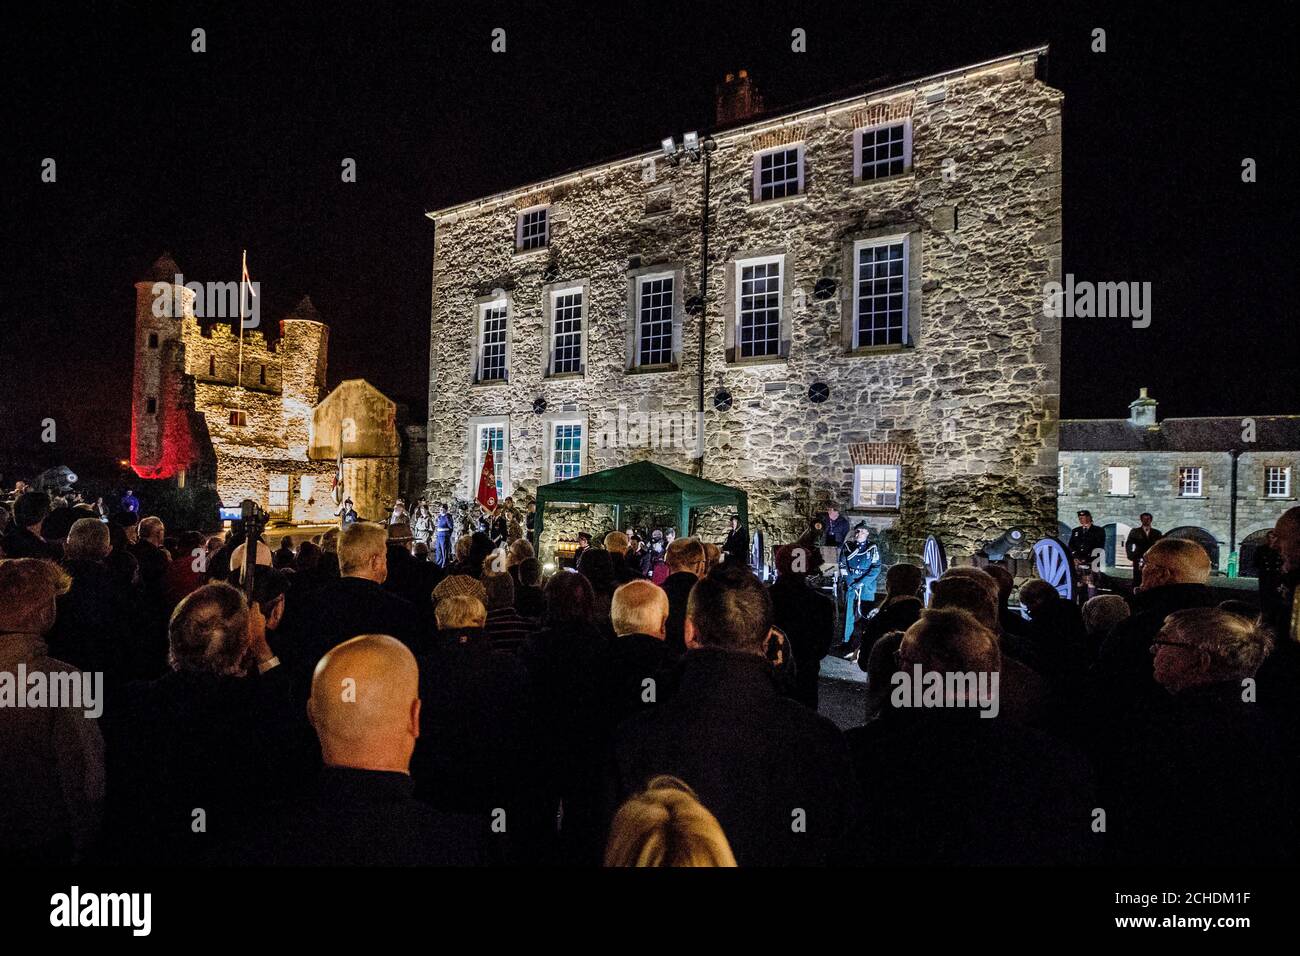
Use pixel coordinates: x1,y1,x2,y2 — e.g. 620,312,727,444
279,296,330,456
131,252,196,479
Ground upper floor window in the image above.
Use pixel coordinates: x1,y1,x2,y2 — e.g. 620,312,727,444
208,355,216,376
855,120,912,181
147,332,159,349
1266,466,1292,498
145,397,157,415
550,421,584,482
549,288,584,375
516,206,549,251
854,464,901,509
258,364,267,385
1178,466,1202,497
736,257,782,359
478,301,509,382
229,410,247,428
636,275,674,367
1058,465,1067,493
853,236,908,347
753,145,804,201
1107,466,1131,496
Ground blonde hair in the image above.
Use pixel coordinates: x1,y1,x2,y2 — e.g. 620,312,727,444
434,594,487,631
611,580,669,637
604,776,737,867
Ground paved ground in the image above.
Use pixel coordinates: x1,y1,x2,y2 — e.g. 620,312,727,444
818,671,867,731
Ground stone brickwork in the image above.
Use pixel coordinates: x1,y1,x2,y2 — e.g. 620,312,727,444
130,256,338,523
427,50,1063,563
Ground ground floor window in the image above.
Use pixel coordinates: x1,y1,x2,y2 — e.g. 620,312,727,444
853,464,901,509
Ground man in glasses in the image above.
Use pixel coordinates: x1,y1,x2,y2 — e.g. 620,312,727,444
1103,608,1289,864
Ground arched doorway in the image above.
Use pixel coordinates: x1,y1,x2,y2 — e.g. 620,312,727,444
1164,526,1221,570
1239,528,1274,578
1101,522,1134,569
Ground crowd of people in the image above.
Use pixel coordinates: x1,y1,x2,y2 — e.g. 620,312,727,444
2,483,1299,867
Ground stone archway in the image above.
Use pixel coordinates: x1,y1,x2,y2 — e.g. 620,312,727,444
1100,520,1134,569
1165,525,1221,570
1239,528,1274,578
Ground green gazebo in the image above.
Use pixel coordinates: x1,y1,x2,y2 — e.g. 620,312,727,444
532,460,749,551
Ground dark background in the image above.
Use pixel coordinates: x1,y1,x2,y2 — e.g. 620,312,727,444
2,0,1296,478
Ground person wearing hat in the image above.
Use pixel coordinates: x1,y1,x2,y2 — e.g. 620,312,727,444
1069,510,1107,600
841,523,882,648
0,558,105,863
336,497,358,528
1124,512,1163,591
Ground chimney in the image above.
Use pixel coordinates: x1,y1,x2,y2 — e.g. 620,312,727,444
715,70,765,126
1128,387,1158,427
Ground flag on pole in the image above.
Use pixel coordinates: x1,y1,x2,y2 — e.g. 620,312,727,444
476,448,498,510
331,426,344,505
241,250,256,300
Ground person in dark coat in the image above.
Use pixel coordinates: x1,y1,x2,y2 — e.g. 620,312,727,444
412,595,544,863
277,522,424,695
47,518,140,684
1255,529,1286,626
822,506,849,551
520,570,610,864
513,557,546,621
853,563,924,671
611,565,861,867
105,583,302,864
720,515,748,567
604,580,680,728
216,634,491,866
1100,608,1293,864
1067,510,1106,599
767,543,835,709
1095,538,1215,720
661,537,706,653
1124,513,1162,590
1,492,61,559
848,608,1096,865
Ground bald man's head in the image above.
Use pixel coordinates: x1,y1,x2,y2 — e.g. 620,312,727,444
308,634,420,774
611,580,669,638
1140,538,1212,590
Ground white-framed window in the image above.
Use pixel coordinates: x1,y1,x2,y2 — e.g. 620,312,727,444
549,420,584,482
1058,465,1067,493
475,423,507,501
853,464,901,509
852,236,909,347
268,474,290,511
636,274,674,366
1107,466,1131,496
516,205,549,251
477,300,509,382
854,120,912,181
752,144,804,201
736,256,783,358
549,288,584,375
1266,466,1292,498
1178,466,1202,497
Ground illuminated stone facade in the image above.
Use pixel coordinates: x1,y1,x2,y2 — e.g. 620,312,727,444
427,49,1064,563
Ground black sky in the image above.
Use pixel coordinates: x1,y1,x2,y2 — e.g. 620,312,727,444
2,0,1296,472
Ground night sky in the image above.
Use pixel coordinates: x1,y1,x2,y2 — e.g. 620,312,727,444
3,0,1296,477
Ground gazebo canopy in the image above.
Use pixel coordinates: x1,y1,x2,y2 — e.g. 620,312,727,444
533,460,749,548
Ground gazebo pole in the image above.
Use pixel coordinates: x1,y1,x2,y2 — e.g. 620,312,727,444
613,503,621,535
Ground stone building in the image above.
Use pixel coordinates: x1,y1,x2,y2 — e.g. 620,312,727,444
130,254,394,523
1059,389,1299,575
426,48,1063,563
308,378,402,522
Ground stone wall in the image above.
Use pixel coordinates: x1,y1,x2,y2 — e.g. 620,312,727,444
428,53,1063,565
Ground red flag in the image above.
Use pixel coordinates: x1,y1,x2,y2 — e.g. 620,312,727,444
476,448,498,510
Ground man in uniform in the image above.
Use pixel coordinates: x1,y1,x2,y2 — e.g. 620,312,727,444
841,523,881,649
1124,512,1163,590
1069,510,1107,602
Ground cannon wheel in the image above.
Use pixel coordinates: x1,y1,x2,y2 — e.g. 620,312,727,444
1032,535,1076,601
923,534,947,604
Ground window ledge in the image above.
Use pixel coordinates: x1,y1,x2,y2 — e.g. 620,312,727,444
626,363,680,376
727,354,789,369
749,192,809,210
1105,493,1136,498
852,506,902,514
512,246,550,261
846,343,914,357
471,378,509,388
545,371,585,381
849,171,916,191
1177,495,1207,500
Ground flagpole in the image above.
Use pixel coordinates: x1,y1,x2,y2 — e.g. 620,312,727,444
236,249,246,390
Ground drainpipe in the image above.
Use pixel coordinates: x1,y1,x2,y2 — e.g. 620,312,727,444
695,142,714,477
1229,449,1240,554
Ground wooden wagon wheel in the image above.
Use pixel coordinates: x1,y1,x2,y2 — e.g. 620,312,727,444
1032,535,1077,601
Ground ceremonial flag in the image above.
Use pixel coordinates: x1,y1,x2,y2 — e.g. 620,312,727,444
476,449,498,510
331,427,344,505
